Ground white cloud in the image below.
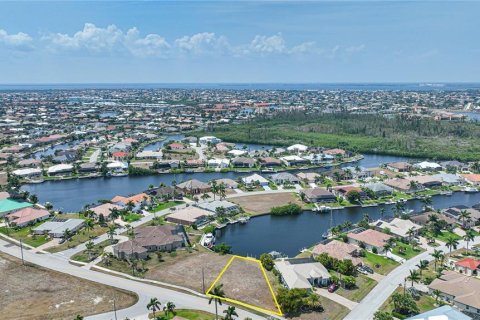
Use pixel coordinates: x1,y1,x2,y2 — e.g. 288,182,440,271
174,32,229,55
44,23,169,57
248,33,286,54
0,29,33,50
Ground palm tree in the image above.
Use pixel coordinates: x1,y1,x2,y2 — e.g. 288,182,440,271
163,301,176,318
446,236,459,254
416,260,429,276
208,283,225,320
464,229,476,253
431,249,444,271
107,224,116,243
210,180,219,200
73,315,83,320
432,289,442,304
223,306,238,320
407,269,420,287
201,193,210,201
409,180,418,192
63,228,73,241
459,210,471,227
102,252,113,266
394,201,404,217
146,297,161,318
84,218,95,238
383,243,392,255
420,197,432,211
218,182,226,200
406,227,416,240
85,240,95,261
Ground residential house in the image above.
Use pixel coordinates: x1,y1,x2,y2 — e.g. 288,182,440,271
0,199,33,217
386,162,412,173
12,168,42,178
259,157,282,167
280,155,309,166
440,161,469,172
207,158,230,169
242,173,269,187
362,182,394,197
303,188,337,203
113,225,186,260
384,178,420,193
429,271,480,314
443,206,480,227
79,162,98,173
166,206,214,226
405,306,472,320
409,211,457,226
48,164,73,176
370,218,422,239
408,175,443,188
414,161,442,171
197,200,240,215
347,228,393,253
214,178,239,189
176,179,211,195
270,172,299,185
296,172,321,183
462,174,480,186
90,203,123,221
231,157,256,168
146,186,182,199
274,258,331,290
33,218,85,238
199,136,222,145
287,144,308,153
432,173,465,186
311,240,362,265
111,193,150,211
334,186,368,200
323,148,346,158
5,207,50,228
342,166,372,179
452,258,480,277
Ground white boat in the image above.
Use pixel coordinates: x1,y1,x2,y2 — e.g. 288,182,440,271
464,187,478,193
238,217,250,224
203,233,216,247
261,168,277,173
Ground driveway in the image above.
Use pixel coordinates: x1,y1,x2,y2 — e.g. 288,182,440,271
315,288,358,310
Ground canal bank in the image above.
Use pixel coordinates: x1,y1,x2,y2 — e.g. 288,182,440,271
215,191,480,258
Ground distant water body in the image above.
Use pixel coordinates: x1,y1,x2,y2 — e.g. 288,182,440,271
2,83,480,91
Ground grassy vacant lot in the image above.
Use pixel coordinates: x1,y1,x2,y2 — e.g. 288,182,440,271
0,253,137,320
151,201,184,212
391,241,425,260
151,309,215,320
292,296,350,320
47,225,108,253
71,239,116,263
381,288,437,319
0,222,50,247
362,252,400,275
230,192,303,215
334,274,378,302
208,257,279,313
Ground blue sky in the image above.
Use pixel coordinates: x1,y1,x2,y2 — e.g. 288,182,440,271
0,1,479,83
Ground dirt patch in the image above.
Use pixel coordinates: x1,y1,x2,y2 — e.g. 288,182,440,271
145,249,232,293
230,192,302,214
208,257,279,314
0,253,137,320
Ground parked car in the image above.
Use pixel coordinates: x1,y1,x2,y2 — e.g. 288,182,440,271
362,265,374,274
328,283,338,293
357,266,368,275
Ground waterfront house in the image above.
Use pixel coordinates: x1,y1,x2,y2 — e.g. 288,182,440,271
145,186,182,199
461,174,480,186
106,161,128,173
33,218,85,238
303,188,336,203
414,161,442,171
90,203,123,221
5,207,50,228
196,200,240,215
214,178,239,189
296,172,321,183
428,271,480,314
231,157,256,168
207,158,230,169
242,173,269,187
323,148,346,158
199,136,222,145
362,182,394,197
408,175,443,188
370,218,422,239
384,178,420,193
17,159,41,168
79,162,98,173
113,225,186,260
409,211,457,226
347,228,392,253
405,306,472,320
287,144,308,153
334,186,368,200
386,162,412,173
111,193,150,211
440,161,470,172
274,258,331,290
270,172,299,185
166,206,213,226
176,179,211,195
184,159,205,168
0,199,33,217
342,166,372,179
280,155,309,166
451,258,480,277
311,240,362,265
227,149,247,157
432,173,465,186
442,206,480,228
135,150,163,160
259,157,282,167
12,168,42,178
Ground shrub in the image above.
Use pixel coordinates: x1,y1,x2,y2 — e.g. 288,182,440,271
372,247,378,254
270,203,302,216
260,253,274,271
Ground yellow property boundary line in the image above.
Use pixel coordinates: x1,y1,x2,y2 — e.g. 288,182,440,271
205,255,283,317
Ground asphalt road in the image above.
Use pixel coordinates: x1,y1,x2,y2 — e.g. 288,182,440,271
0,238,271,320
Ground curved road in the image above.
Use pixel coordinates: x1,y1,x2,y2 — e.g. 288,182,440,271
0,239,271,320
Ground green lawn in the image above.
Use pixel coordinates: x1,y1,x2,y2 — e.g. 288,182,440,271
122,213,143,223
46,225,108,253
71,239,116,263
151,201,184,212
0,222,50,247
429,230,462,242
149,309,215,320
334,274,378,302
391,241,425,260
363,252,400,275
381,288,438,319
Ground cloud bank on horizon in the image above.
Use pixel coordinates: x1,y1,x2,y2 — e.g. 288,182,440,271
0,1,478,83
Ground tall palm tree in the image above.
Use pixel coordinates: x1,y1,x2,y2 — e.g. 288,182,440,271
416,260,429,276
163,301,176,318
85,240,95,261
432,289,442,304
459,210,471,227
210,180,219,200
63,228,72,241
223,306,238,320
146,297,161,318
107,224,116,243
431,249,444,271
407,269,420,287
383,243,392,255
464,229,476,253
84,218,95,238
406,227,416,240
208,283,225,320
218,182,226,200
446,236,459,254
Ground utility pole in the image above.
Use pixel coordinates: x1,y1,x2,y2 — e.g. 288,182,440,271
113,292,118,320
202,267,205,293
19,239,25,266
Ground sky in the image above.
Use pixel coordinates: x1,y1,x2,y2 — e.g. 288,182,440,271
0,1,479,84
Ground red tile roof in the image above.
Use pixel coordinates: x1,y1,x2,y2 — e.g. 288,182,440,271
455,258,480,270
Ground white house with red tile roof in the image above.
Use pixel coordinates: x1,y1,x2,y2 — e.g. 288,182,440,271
5,207,50,228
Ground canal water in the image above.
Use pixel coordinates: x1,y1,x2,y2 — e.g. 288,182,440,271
216,191,480,258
